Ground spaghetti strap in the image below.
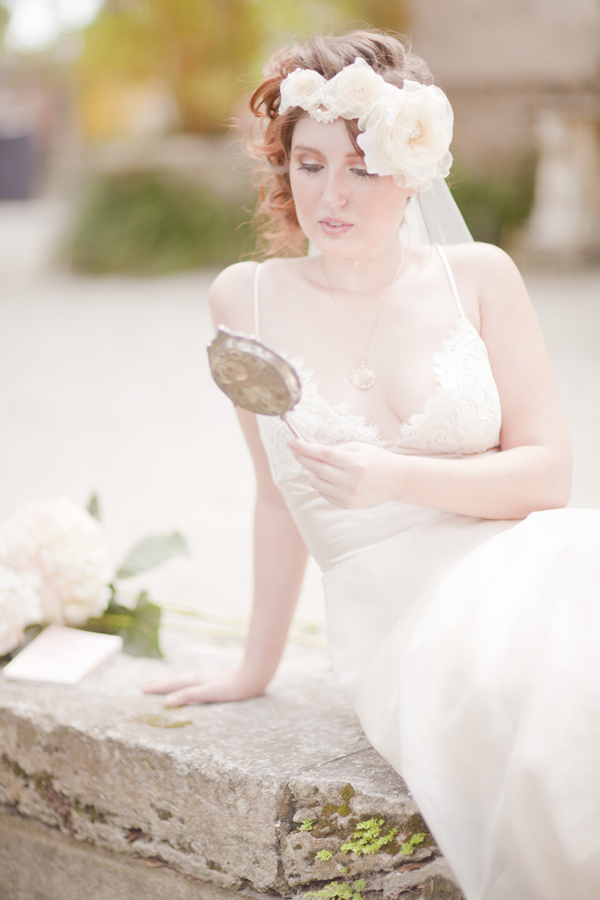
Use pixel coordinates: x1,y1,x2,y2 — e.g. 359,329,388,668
253,262,262,338
435,243,466,319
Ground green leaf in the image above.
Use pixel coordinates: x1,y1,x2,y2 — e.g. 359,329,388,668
116,532,189,580
82,592,163,658
87,493,101,521
83,599,134,635
123,591,163,659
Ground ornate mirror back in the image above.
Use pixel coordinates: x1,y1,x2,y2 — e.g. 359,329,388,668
207,328,302,436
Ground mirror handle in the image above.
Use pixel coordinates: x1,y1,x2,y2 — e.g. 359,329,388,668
281,413,303,440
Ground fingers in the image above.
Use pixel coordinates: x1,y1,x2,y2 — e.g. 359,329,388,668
312,484,350,508
163,679,263,707
164,685,214,707
289,440,348,486
142,673,206,695
288,438,341,466
306,460,341,487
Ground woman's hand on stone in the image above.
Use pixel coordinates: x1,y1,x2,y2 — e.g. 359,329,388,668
288,438,399,508
141,668,265,706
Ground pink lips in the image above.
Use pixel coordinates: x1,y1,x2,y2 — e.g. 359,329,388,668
319,218,353,237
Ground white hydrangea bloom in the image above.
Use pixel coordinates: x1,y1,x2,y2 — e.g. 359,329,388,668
0,499,111,626
322,57,392,120
0,563,42,656
279,68,326,114
357,80,453,192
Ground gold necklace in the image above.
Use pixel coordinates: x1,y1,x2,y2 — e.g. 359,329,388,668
321,254,403,390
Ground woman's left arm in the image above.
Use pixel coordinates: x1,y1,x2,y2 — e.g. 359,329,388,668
290,244,572,520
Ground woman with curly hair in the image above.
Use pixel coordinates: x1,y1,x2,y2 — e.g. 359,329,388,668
145,29,600,899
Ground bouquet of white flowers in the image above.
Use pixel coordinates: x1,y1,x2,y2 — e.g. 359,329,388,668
0,496,188,659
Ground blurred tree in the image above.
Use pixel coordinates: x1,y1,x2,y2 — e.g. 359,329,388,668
80,0,410,135
0,2,9,51
356,0,409,34
82,0,265,133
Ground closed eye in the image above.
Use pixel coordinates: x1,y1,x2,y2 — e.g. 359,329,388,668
298,164,323,174
351,168,377,178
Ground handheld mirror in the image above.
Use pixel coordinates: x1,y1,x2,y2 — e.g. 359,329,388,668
208,327,302,438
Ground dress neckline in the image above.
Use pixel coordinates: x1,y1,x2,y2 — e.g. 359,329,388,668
283,315,482,447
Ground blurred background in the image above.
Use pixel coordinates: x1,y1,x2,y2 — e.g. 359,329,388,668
0,0,599,652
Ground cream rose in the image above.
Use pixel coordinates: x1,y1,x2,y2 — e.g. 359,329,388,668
321,57,391,120
0,498,111,626
357,80,454,192
279,68,326,114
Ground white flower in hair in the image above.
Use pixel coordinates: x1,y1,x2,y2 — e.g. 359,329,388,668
321,57,392,119
279,68,326,114
357,80,453,192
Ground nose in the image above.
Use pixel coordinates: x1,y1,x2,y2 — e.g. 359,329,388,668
321,168,347,209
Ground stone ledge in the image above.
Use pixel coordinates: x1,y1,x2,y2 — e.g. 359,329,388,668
0,641,462,900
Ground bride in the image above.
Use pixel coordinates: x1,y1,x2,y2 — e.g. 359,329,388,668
144,30,600,900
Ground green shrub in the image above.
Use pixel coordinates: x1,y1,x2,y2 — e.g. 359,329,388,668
449,162,535,247
67,172,253,275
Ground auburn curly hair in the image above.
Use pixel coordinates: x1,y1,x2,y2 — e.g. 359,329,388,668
248,30,433,257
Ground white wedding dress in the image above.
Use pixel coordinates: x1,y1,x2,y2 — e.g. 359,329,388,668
254,247,600,900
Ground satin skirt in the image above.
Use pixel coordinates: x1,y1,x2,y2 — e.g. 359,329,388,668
323,507,600,900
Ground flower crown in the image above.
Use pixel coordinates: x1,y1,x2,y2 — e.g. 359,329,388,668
279,57,453,193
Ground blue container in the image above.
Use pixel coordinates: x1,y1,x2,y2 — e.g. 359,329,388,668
0,134,37,199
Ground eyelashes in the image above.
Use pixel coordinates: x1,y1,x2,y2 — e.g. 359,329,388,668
296,164,377,179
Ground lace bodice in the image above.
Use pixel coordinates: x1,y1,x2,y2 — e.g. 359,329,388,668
255,247,502,485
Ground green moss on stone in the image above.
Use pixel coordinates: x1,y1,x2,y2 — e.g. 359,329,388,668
300,819,315,832
422,874,463,899
400,833,427,856
341,818,398,856
336,784,355,818
73,799,110,825
403,813,434,850
206,859,223,872
2,753,28,782
306,878,366,900
133,714,192,728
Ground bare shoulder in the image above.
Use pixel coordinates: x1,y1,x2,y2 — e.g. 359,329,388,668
209,257,310,333
443,242,529,318
446,241,523,284
443,241,519,277
208,261,258,333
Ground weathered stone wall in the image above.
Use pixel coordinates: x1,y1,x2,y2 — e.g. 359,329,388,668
410,0,600,172
408,0,600,259
0,648,463,900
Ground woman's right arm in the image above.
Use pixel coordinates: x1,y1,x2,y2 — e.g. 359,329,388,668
232,407,309,696
142,264,308,705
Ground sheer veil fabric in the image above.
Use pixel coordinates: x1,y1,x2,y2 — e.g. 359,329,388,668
255,178,600,899
406,177,473,246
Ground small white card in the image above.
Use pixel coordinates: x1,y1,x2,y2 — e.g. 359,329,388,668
3,625,123,684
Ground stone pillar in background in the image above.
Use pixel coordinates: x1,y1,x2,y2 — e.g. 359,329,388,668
524,108,600,264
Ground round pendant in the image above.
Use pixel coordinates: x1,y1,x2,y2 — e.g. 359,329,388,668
350,360,376,390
